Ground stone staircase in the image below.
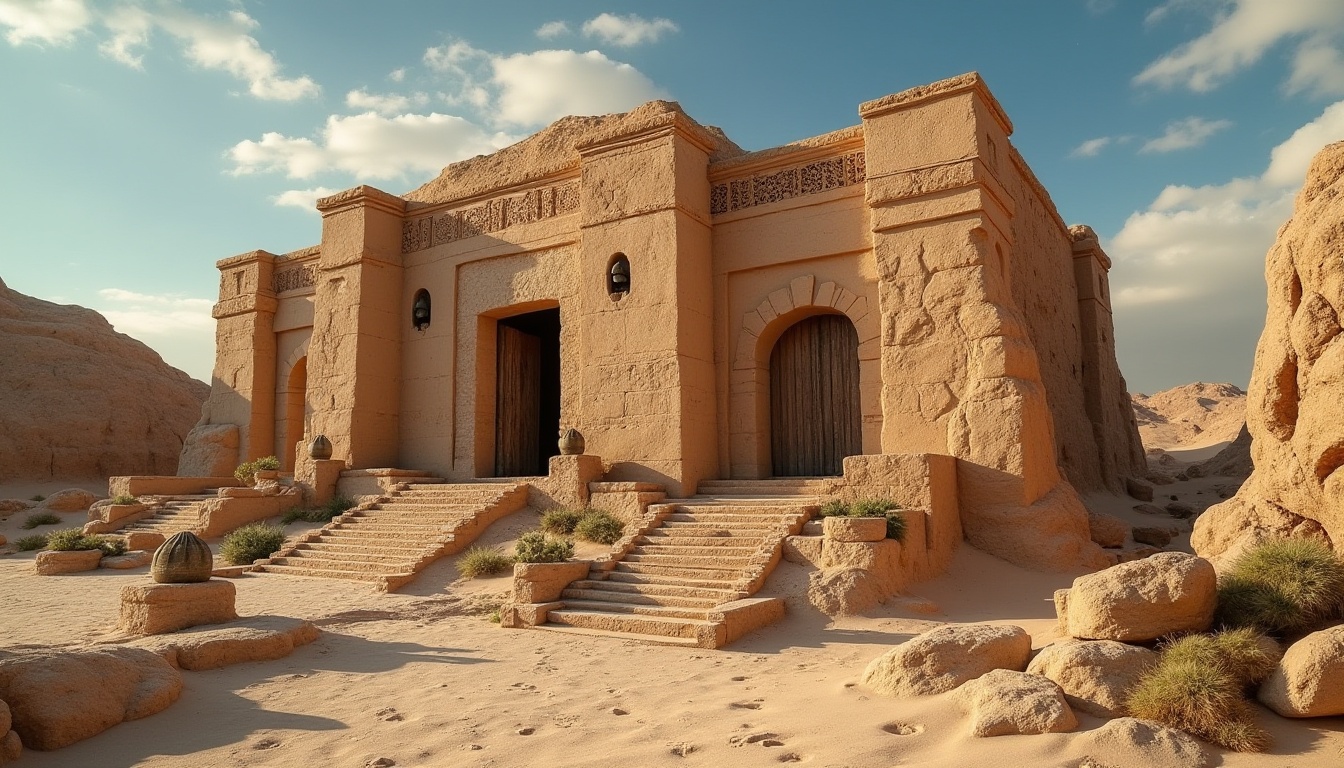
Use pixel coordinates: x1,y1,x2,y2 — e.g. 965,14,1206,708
537,479,829,647
253,480,529,592
121,494,217,535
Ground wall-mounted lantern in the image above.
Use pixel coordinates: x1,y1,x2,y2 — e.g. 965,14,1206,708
608,254,630,299
412,289,432,332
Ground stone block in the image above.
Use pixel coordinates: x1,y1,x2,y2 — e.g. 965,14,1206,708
118,580,239,636
512,561,591,603
101,551,152,570
34,549,103,575
824,516,887,542
123,531,166,552
782,536,824,566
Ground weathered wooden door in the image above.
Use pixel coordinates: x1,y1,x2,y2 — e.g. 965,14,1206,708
770,314,861,476
495,325,542,476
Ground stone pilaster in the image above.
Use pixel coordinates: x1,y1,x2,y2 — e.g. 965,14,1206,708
210,250,278,466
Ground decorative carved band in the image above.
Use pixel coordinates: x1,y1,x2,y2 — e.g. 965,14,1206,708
273,264,317,294
401,179,581,254
711,151,865,216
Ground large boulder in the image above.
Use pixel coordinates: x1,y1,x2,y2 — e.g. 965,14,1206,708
1055,552,1215,642
0,279,208,482
38,489,97,513
1258,625,1344,717
1087,511,1129,548
807,567,886,616
1194,142,1344,561
1026,639,1158,718
127,616,320,671
861,623,1031,697
0,647,181,750
954,669,1076,737
176,423,240,478
1076,718,1209,768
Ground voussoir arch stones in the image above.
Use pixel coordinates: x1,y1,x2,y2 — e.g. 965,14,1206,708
735,274,879,367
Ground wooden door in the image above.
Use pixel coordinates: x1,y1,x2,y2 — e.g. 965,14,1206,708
770,314,861,476
495,325,541,476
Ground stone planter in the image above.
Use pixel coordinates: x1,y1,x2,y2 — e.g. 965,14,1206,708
824,516,888,542
253,469,280,482
34,549,103,575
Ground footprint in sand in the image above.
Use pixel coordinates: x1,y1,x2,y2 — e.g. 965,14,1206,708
668,742,697,757
881,722,924,736
730,699,764,710
252,738,281,750
777,753,803,763
375,707,404,722
729,732,782,747
731,676,748,682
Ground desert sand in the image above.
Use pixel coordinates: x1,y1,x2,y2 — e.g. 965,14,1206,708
3,480,1341,768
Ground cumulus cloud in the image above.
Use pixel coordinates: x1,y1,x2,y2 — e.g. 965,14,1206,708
345,88,428,115
388,67,405,82
535,20,569,39
1107,99,1344,389
0,0,89,45
491,49,667,127
94,288,215,380
1137,0,1344,94
271,186,339,212
0,1,318,100
229,112,515,180
1140,116,1232,153
1071,137,1113,158
581,13,678,46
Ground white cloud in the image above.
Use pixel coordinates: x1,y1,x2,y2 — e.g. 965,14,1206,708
581,13,678,47
388,67,406,82
1140,116,1232,153
535,20,569,39
0,0,90,45
229,112,516,181
0,2,318,100
1136,0,1344,93
271,186,339,212
1071,137,1113,157
424,39,487,73
1107,99,1344,388
93,288,215,381
345,88,428,115
1287,36,1344,98
491,49,667,127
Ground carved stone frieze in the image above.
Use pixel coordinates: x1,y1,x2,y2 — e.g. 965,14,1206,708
710,151,865,215
272,263,318,294
401,179,580,254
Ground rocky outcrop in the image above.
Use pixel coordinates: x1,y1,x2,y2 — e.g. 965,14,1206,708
1258,625,1344,717
1131,382,1247,452
0,647,181,750
1197,424,1253,478
1025,639,1158,718
0,279,208,482
1054,552,1216,642
861,623,1031,697
1194,142,1344,561
38,489,97,513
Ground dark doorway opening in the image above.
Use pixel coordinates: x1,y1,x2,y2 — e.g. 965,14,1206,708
769,313,861,477
495,307,561,476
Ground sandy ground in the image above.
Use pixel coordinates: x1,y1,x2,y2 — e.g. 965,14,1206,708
1,481,1342,767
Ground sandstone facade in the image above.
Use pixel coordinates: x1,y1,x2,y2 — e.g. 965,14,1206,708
0,279,207,482
187,73,1142,571
1194,142,1344,560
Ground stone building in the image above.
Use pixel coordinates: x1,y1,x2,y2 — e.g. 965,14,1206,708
186,73,1144,570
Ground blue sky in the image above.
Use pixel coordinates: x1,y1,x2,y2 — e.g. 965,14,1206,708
1,0,1342,394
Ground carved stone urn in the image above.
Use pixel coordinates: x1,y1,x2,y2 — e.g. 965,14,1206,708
558,428,585,456
309,434,333,461
150,531,214,584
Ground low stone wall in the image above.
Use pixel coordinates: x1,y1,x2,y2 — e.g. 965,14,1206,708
587,481,667,525
336,468,439,500
841,453,960,580
196,493,301,538
500,560,593,627
109,476,241,497
529,455,605,510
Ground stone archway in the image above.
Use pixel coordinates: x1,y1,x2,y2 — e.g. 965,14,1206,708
279,342,309,473
729,274,880,479
770,313,862,476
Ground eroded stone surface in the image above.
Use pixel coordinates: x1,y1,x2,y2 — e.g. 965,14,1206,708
954,669,1076,737
1087,511,1129,549
861,623,1032,697
118,580,238,636
1026,639,1158,718
34,549,103,576
807,567,886,616
127,616,320,671
1056,552,1215,642
1258,625,1344,717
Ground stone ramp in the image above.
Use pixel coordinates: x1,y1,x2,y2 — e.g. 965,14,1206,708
120,494,217,535
536,479,825,647
252,480,528,592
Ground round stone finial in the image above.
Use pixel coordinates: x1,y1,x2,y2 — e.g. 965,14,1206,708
150,531,213,584
558,428,585,456
309,434,333,460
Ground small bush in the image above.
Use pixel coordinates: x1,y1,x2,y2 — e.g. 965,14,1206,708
850,497,898,517
282,495,355,525
220,522,286,565
574,510,625,545
96,537,128,557
457,546,514,578
514,531,574,563
818,499,849,518
28,494,44,502
234,455,282,484
1127,630,1276,752
110,494,137,505
44,528,122,555
16,534,49,551
1216,538,1344,635
21,512,61,529
540,508,585,535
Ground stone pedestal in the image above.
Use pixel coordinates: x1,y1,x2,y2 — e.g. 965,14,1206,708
34,549,103,575
532,454,605,509
295,457,346,506
118,580,238,635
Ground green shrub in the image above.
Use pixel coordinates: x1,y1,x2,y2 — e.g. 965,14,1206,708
514,531,574,563
850,498,898,517
111,494,138,505
220,523,286,565
44,529,123,555
1215,538,1344,635
540,508,585,535
457,546,514,578
574,510,625,545
234,455,281,484
21,512,61,529
282,495,355,525
1127,630,1276,752
16,534,49,551
818,499,849,518
96,537,128,557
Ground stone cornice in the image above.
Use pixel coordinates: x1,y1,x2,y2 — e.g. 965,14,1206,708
859,72,1014,136
709,126,864,181
316,185,406,217
215,249,277,271
576,110,721,157
212,293,277,319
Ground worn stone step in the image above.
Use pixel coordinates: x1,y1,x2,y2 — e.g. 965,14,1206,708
317,530,444,543
269,555,411,573
300,542,428,557
636,534,765,547
282,548,420,565
253,563,385,582
560,588,718,610
631,543,758,556
558,599,709,620
329,521,450,534
531,623,701,648
544,609,711,640
599,570,738,589
613,562,743,581
570,578,737,602
656,521,776,534
624,553,752,569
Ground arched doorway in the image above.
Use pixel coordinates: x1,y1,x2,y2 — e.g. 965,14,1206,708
494,308,561,477
282,356,307,473
769,314,860,476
